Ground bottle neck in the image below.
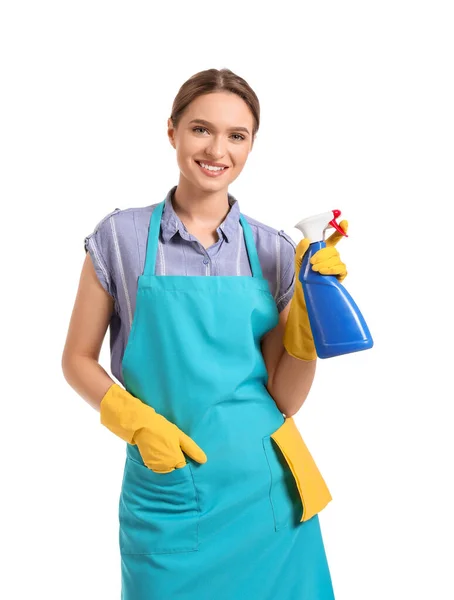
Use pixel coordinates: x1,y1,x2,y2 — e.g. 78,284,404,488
307,240,326,252
300,240,326,270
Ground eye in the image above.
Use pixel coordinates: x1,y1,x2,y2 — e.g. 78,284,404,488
192,127,245,141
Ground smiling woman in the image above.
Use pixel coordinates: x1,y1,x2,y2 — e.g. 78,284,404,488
167,83,257,196
62,67,340,600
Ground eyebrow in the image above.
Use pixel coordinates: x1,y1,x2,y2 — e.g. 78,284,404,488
189,119,250,135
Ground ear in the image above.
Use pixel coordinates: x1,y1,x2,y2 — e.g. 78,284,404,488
167,117,176,149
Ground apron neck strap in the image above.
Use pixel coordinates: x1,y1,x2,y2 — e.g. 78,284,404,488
143,200,165,277
239,214,263,278
143,199,264,278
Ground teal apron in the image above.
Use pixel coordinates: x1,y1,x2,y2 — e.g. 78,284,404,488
119,199,335,599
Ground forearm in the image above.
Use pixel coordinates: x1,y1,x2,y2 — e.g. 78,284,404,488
61,354,116,412
267,351,317,417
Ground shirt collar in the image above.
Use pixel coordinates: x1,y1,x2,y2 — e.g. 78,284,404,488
160,185,240,243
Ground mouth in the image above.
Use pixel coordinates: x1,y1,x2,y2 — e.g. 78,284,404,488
195,160,230,178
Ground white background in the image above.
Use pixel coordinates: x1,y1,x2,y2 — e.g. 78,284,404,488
1,1,453,599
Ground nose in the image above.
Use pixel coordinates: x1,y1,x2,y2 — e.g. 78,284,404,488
205,135,227,159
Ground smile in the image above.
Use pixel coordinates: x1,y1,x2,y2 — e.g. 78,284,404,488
195,160,229,177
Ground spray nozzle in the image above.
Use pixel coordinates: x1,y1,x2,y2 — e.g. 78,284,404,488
329,209,348,238
294,209,348,242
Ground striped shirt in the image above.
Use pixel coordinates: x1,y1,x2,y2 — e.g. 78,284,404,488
84,185,297,385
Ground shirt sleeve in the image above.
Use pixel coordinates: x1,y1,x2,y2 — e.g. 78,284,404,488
84,208,121,312
275,230,297,313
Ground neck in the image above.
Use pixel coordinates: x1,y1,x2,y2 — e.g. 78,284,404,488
172,178,231,228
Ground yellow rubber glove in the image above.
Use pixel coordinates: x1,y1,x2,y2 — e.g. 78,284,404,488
100,383,207,473
283,220,349,361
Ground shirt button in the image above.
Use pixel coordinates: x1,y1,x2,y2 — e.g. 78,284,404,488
203,259,209,264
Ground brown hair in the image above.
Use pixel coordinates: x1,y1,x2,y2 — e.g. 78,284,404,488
170,68,260,140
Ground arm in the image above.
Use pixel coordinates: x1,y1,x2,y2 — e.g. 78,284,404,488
261,301,317,417
61,252,117,411
262,219,349,416
61,252,207,471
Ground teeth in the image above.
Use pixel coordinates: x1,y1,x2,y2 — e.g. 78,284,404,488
199,162,225,171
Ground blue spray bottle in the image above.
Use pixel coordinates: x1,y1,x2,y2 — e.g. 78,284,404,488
294,210,373,359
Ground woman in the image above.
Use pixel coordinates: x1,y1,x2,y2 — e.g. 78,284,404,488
62,68,348,600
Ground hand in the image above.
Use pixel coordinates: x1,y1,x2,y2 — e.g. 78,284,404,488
309,220,348,282
100,383,207,473
295,219,348,282
283,220,349,361
133,413,208,474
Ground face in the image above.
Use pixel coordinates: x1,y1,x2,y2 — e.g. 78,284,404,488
167,92,255,193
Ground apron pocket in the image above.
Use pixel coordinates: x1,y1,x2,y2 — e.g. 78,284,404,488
119,456,200,555
263,417,332,530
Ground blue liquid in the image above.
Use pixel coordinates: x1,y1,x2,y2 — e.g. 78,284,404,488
300,241,374,359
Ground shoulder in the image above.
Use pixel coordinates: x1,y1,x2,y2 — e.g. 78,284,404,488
83,203,160,314
84,204,153,239
241,212,296,261
84,203,161,251
240,213,297,313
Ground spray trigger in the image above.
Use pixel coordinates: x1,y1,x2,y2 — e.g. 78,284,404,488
329,209,348,237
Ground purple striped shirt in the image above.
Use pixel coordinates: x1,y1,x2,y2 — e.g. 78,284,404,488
84,185,297,385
